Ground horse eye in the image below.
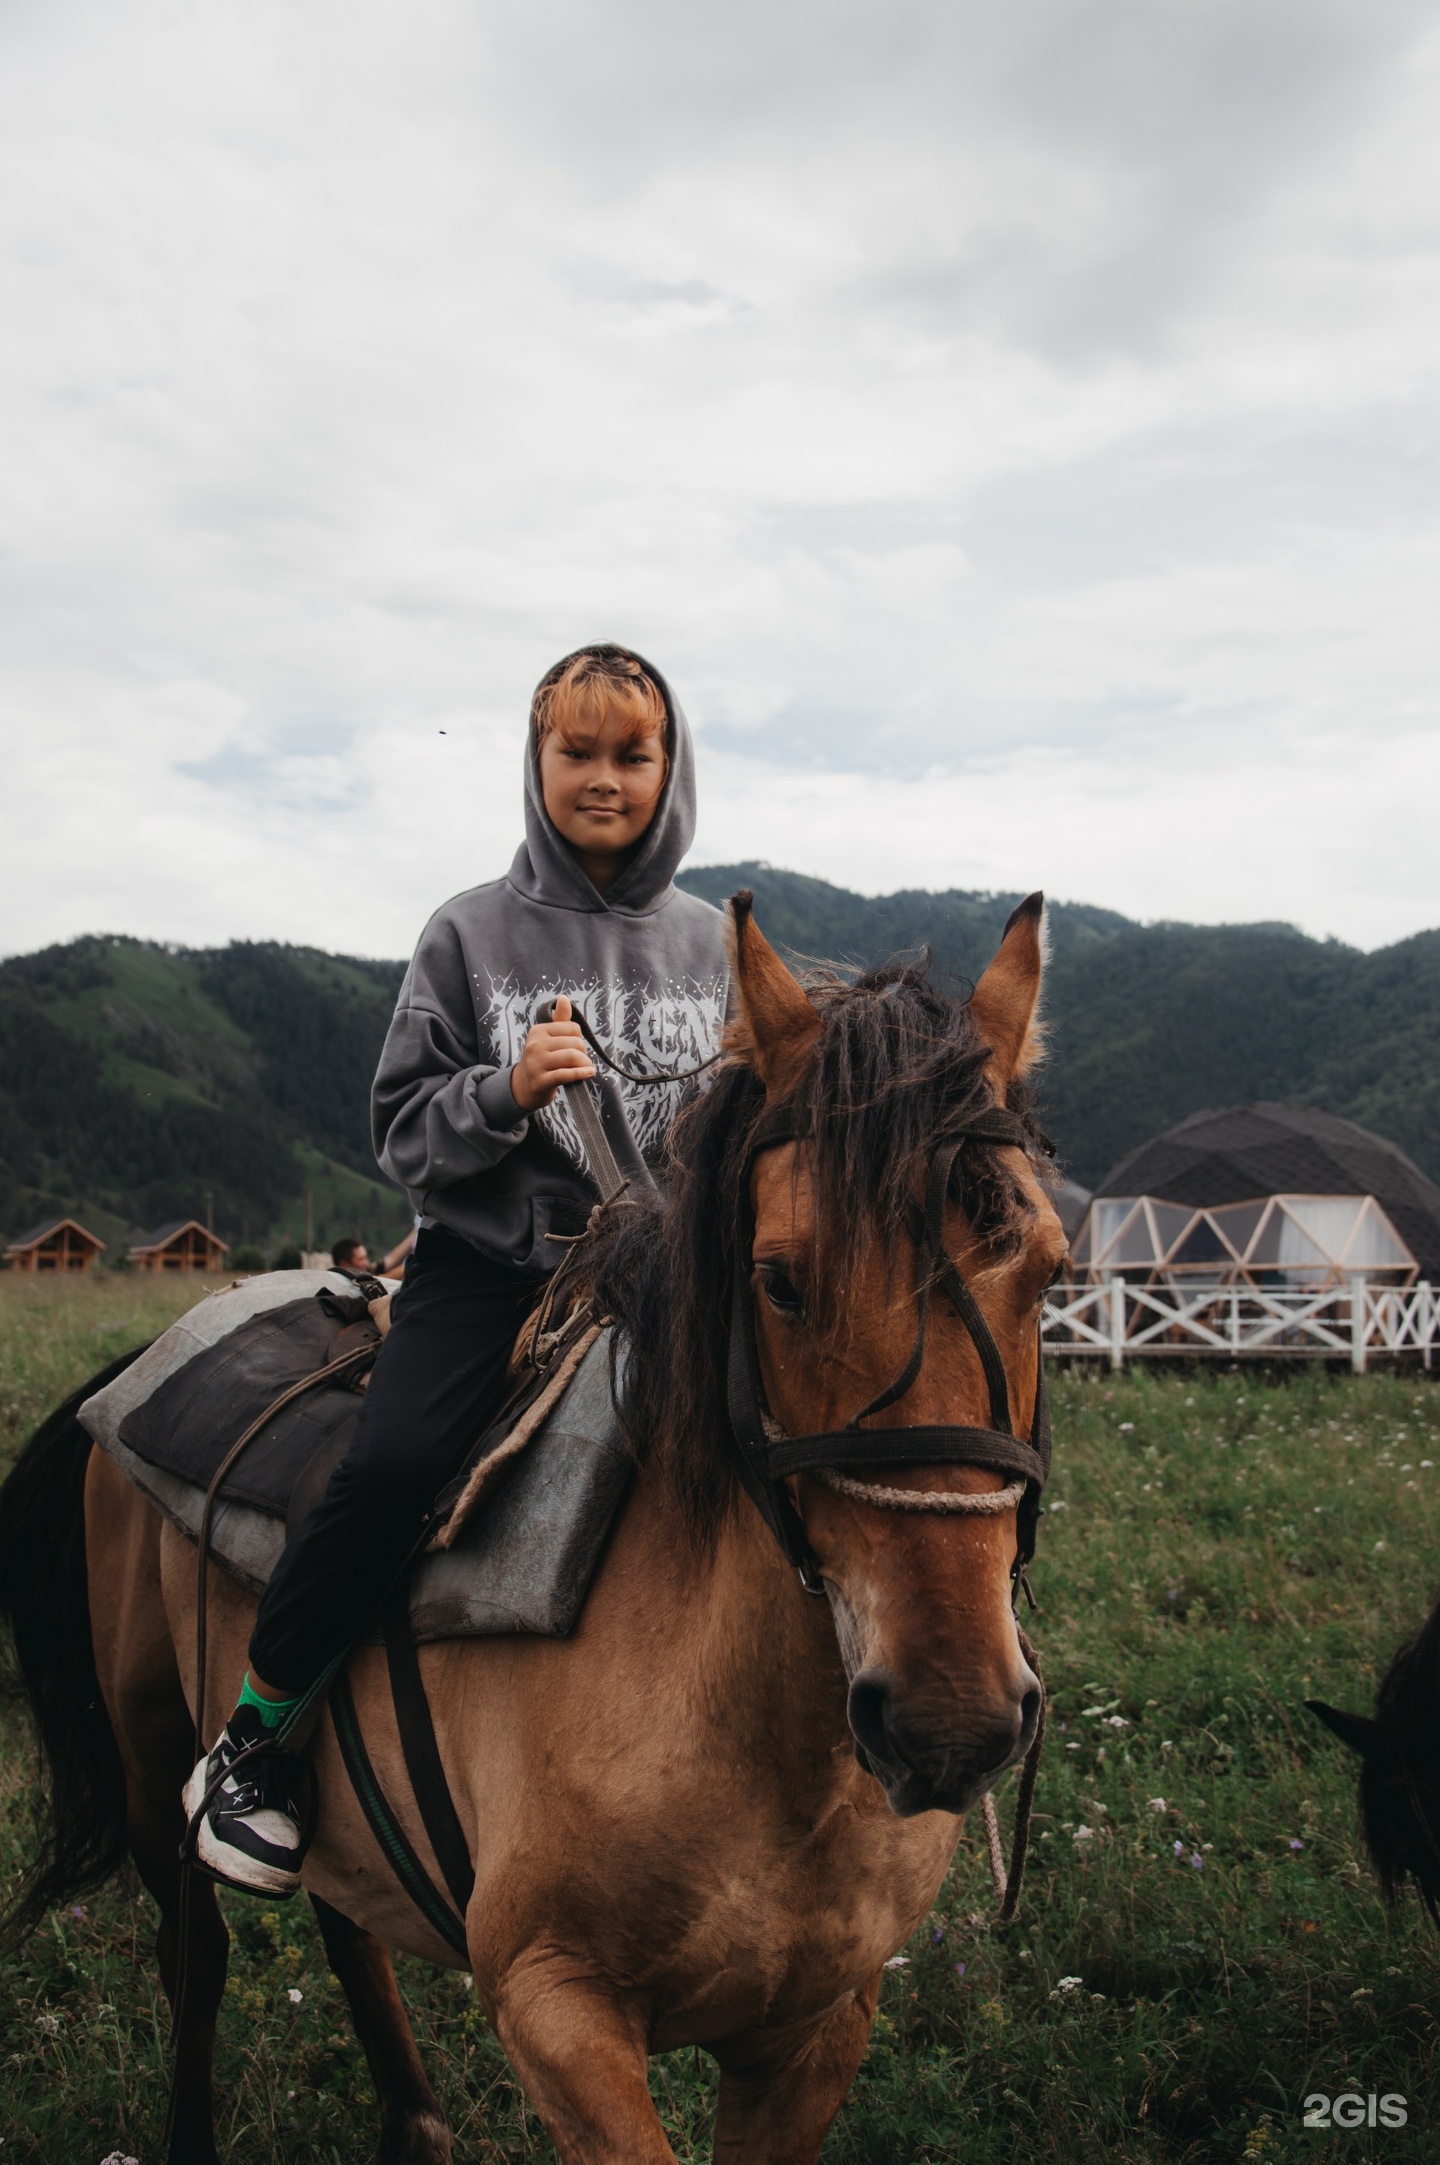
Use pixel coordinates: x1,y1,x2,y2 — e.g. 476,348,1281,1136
760,1266,804,1315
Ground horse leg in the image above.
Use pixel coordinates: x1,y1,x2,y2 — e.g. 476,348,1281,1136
309,1894,451,2164
712,1974,882,2165
86,1453,230,2165
493,1976,677,2163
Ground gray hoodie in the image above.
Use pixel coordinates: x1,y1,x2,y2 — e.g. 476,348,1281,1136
372,650,728,1275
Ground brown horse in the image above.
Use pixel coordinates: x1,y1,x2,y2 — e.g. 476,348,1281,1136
0,895,1064,2165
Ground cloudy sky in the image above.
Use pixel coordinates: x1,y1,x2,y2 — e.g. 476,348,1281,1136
3,0,1438,960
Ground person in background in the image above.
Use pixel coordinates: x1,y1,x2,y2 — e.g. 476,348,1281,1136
381,1227,418,1277
329,1237,373,1278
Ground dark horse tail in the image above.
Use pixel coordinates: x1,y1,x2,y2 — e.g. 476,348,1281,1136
0,1347,147,1945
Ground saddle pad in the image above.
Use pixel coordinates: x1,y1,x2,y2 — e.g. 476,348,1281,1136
112,1291,376,1519
79,1269,377,1464
79,1282,633,1643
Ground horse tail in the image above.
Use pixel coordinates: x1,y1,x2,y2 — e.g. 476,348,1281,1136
0,1346,147,1946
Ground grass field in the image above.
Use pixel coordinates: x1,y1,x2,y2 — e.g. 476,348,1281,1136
3,1276,1440,2161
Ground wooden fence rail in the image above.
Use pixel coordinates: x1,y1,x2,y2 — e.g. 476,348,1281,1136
1042,1277,1437,1373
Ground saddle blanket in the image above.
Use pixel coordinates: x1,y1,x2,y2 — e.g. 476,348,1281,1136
77,1272,632,1644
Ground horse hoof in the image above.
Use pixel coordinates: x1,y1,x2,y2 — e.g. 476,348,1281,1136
378,2110,451,2165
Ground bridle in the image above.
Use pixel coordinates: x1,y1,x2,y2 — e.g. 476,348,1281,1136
723,1101,1052,1600
545,1010,1052,1595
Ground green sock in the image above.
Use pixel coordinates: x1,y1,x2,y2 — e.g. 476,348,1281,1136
237,1672,303,1732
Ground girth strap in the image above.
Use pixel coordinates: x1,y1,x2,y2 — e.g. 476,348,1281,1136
330,1665,470,1959
328,1597,477,1957
382,1591,476,1920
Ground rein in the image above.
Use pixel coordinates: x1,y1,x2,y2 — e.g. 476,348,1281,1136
558,1002,724,1086
534,996,722,1207
165,1337,379,2151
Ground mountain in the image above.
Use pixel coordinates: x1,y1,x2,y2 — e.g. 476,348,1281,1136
2,872,1438,1251
676,865,1440,1191
0,937,410,1256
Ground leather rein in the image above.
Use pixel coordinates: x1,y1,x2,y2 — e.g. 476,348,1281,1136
723,1101,1052,1600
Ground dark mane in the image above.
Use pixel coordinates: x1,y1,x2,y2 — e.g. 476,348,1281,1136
586,956,1049,1547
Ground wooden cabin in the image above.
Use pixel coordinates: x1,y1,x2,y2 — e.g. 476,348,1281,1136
127,1221,229,1274
2,1218,107,1273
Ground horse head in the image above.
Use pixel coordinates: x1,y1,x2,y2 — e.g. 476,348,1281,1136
726,893,1064,1817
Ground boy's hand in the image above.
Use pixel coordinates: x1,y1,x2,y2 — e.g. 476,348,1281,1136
510,994,596,1113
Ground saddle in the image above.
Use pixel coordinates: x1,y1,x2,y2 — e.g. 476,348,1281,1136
78,1270,632,1644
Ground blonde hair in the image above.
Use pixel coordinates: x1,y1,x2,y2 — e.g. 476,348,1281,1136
531,646,668,753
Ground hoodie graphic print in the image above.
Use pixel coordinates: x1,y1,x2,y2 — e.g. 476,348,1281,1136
370,647,729,1275
483,972,726,1170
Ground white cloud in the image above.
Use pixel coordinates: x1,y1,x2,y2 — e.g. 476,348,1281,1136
2,0,1438,958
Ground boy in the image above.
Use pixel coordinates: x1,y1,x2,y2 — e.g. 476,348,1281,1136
186,644,729,1895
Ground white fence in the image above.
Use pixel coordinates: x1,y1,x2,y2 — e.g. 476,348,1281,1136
1042,1276,1438,1372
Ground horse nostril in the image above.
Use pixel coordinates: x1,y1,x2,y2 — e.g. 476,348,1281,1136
847,1673,896,1766
1020,1686,1042,1745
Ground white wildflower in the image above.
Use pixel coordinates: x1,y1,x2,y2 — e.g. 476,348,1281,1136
883,1955,910,1970
1073,1824,1095,1842
1049,1975,1083,1998
1147,1797,1167,1812
286,1987,304,2005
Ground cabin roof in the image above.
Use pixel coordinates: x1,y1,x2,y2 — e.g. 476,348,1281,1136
128,1219,229,1253
4,1216,107,1254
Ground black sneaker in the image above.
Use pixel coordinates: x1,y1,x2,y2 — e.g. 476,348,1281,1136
181,1703,312,1897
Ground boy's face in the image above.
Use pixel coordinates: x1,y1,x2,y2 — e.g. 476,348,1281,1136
538,707,667,889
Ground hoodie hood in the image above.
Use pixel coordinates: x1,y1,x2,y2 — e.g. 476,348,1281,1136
508,643,698,918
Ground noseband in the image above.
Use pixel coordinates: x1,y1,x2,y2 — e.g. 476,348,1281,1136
724,1102,1052,1598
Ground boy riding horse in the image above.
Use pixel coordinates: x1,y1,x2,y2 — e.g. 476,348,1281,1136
186,645,728,1894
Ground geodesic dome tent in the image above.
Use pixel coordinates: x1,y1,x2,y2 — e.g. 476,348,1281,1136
1071,1190,1416,1287
1073,1102,1440,1285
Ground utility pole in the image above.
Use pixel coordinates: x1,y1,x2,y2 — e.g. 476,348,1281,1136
204,1190,213,1236
305,1186,314,1255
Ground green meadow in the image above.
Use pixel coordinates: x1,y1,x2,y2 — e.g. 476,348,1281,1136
3,1275,1439,2162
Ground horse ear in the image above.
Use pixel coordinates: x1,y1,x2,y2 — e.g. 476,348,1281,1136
1306,1699,1381,1757
969,892,1046,1085
726,890,822,1097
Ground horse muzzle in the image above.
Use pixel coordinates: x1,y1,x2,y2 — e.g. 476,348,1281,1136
847,1665,1042,1817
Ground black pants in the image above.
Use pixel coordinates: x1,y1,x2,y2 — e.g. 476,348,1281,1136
249,1226,538,1694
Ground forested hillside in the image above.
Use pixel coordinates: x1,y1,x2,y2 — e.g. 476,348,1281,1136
677,866,1440,1190
2,870,1437,1251
0,937,409,1255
